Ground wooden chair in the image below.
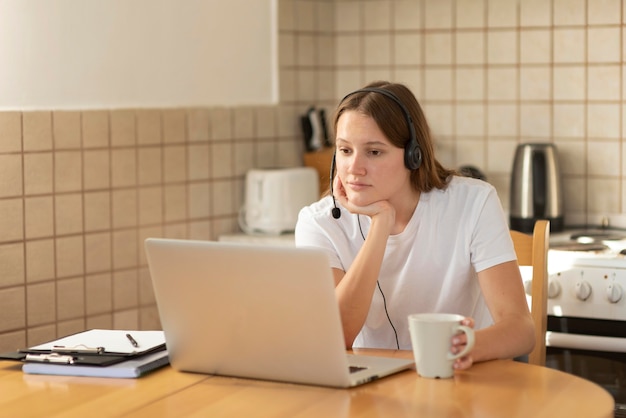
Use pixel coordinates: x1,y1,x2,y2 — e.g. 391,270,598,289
510,220,550,366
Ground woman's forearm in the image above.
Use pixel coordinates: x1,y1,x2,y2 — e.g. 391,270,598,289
335,219,391,347
472,313,535,362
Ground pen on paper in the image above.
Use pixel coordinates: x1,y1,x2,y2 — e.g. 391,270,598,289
126,333,139,348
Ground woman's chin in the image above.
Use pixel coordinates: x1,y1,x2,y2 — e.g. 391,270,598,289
345,195,373,207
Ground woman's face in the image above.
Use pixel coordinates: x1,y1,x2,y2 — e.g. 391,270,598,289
335,110,413,207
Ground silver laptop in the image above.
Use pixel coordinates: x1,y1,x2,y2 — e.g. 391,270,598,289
144,238,414,388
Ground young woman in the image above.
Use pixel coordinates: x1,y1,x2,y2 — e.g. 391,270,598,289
295,81,535,371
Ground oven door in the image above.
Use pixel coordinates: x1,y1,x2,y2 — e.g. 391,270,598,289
546,316,626,417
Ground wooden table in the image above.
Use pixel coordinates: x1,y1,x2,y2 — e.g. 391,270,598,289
0,349,614,418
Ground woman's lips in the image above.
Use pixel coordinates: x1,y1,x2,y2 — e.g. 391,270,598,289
346,181,369,192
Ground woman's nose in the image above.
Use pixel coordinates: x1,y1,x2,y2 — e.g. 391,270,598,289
346,153,366,174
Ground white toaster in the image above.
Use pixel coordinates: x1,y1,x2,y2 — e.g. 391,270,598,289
239,167,319,235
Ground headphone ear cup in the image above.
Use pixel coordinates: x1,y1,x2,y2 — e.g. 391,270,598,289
404,141,422,170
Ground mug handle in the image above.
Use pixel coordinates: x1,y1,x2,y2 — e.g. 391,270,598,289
447,325,475,360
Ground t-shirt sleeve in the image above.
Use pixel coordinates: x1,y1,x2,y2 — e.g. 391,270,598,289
470,186,517,273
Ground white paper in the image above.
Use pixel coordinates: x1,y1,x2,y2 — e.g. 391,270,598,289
29,329,166,355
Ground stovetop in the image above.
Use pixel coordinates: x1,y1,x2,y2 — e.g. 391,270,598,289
550,227,626,250
549,227,626,270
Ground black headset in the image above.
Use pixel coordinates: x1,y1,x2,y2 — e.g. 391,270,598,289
330,87,422,219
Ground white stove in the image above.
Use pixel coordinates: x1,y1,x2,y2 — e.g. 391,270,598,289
547,229,626,321
537,228,626,415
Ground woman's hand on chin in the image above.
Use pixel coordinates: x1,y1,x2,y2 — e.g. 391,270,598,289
333,177,395,229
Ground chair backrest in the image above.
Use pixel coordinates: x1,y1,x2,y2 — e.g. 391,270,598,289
510,220,550,366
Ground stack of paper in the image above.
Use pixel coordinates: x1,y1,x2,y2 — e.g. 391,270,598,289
29,329,164,352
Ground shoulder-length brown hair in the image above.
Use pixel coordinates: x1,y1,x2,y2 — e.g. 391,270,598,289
333,81,455,193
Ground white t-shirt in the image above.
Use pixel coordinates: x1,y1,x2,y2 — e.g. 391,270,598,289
295,176,516,349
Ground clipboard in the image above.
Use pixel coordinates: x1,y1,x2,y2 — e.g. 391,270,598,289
0,329,166,367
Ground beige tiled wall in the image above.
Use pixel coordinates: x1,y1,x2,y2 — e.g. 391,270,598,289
0,107,303,351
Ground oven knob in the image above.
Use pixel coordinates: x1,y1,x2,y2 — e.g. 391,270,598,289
547,280,561,298
575,281,592,301
606,283,623,303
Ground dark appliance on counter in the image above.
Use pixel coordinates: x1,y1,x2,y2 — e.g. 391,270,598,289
510,143,564,233
541,228,626,417
459,165,486,181
300,107,330,152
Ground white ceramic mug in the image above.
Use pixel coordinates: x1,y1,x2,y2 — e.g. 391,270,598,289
408,313,475,379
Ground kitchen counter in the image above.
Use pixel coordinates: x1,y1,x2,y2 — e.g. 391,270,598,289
218,233,296,247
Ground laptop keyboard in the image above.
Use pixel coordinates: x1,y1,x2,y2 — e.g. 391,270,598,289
349,366,368,374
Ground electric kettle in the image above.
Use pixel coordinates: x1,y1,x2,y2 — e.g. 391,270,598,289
509,143,564,233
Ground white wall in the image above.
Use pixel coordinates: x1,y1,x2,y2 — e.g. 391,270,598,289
0,0,277,110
